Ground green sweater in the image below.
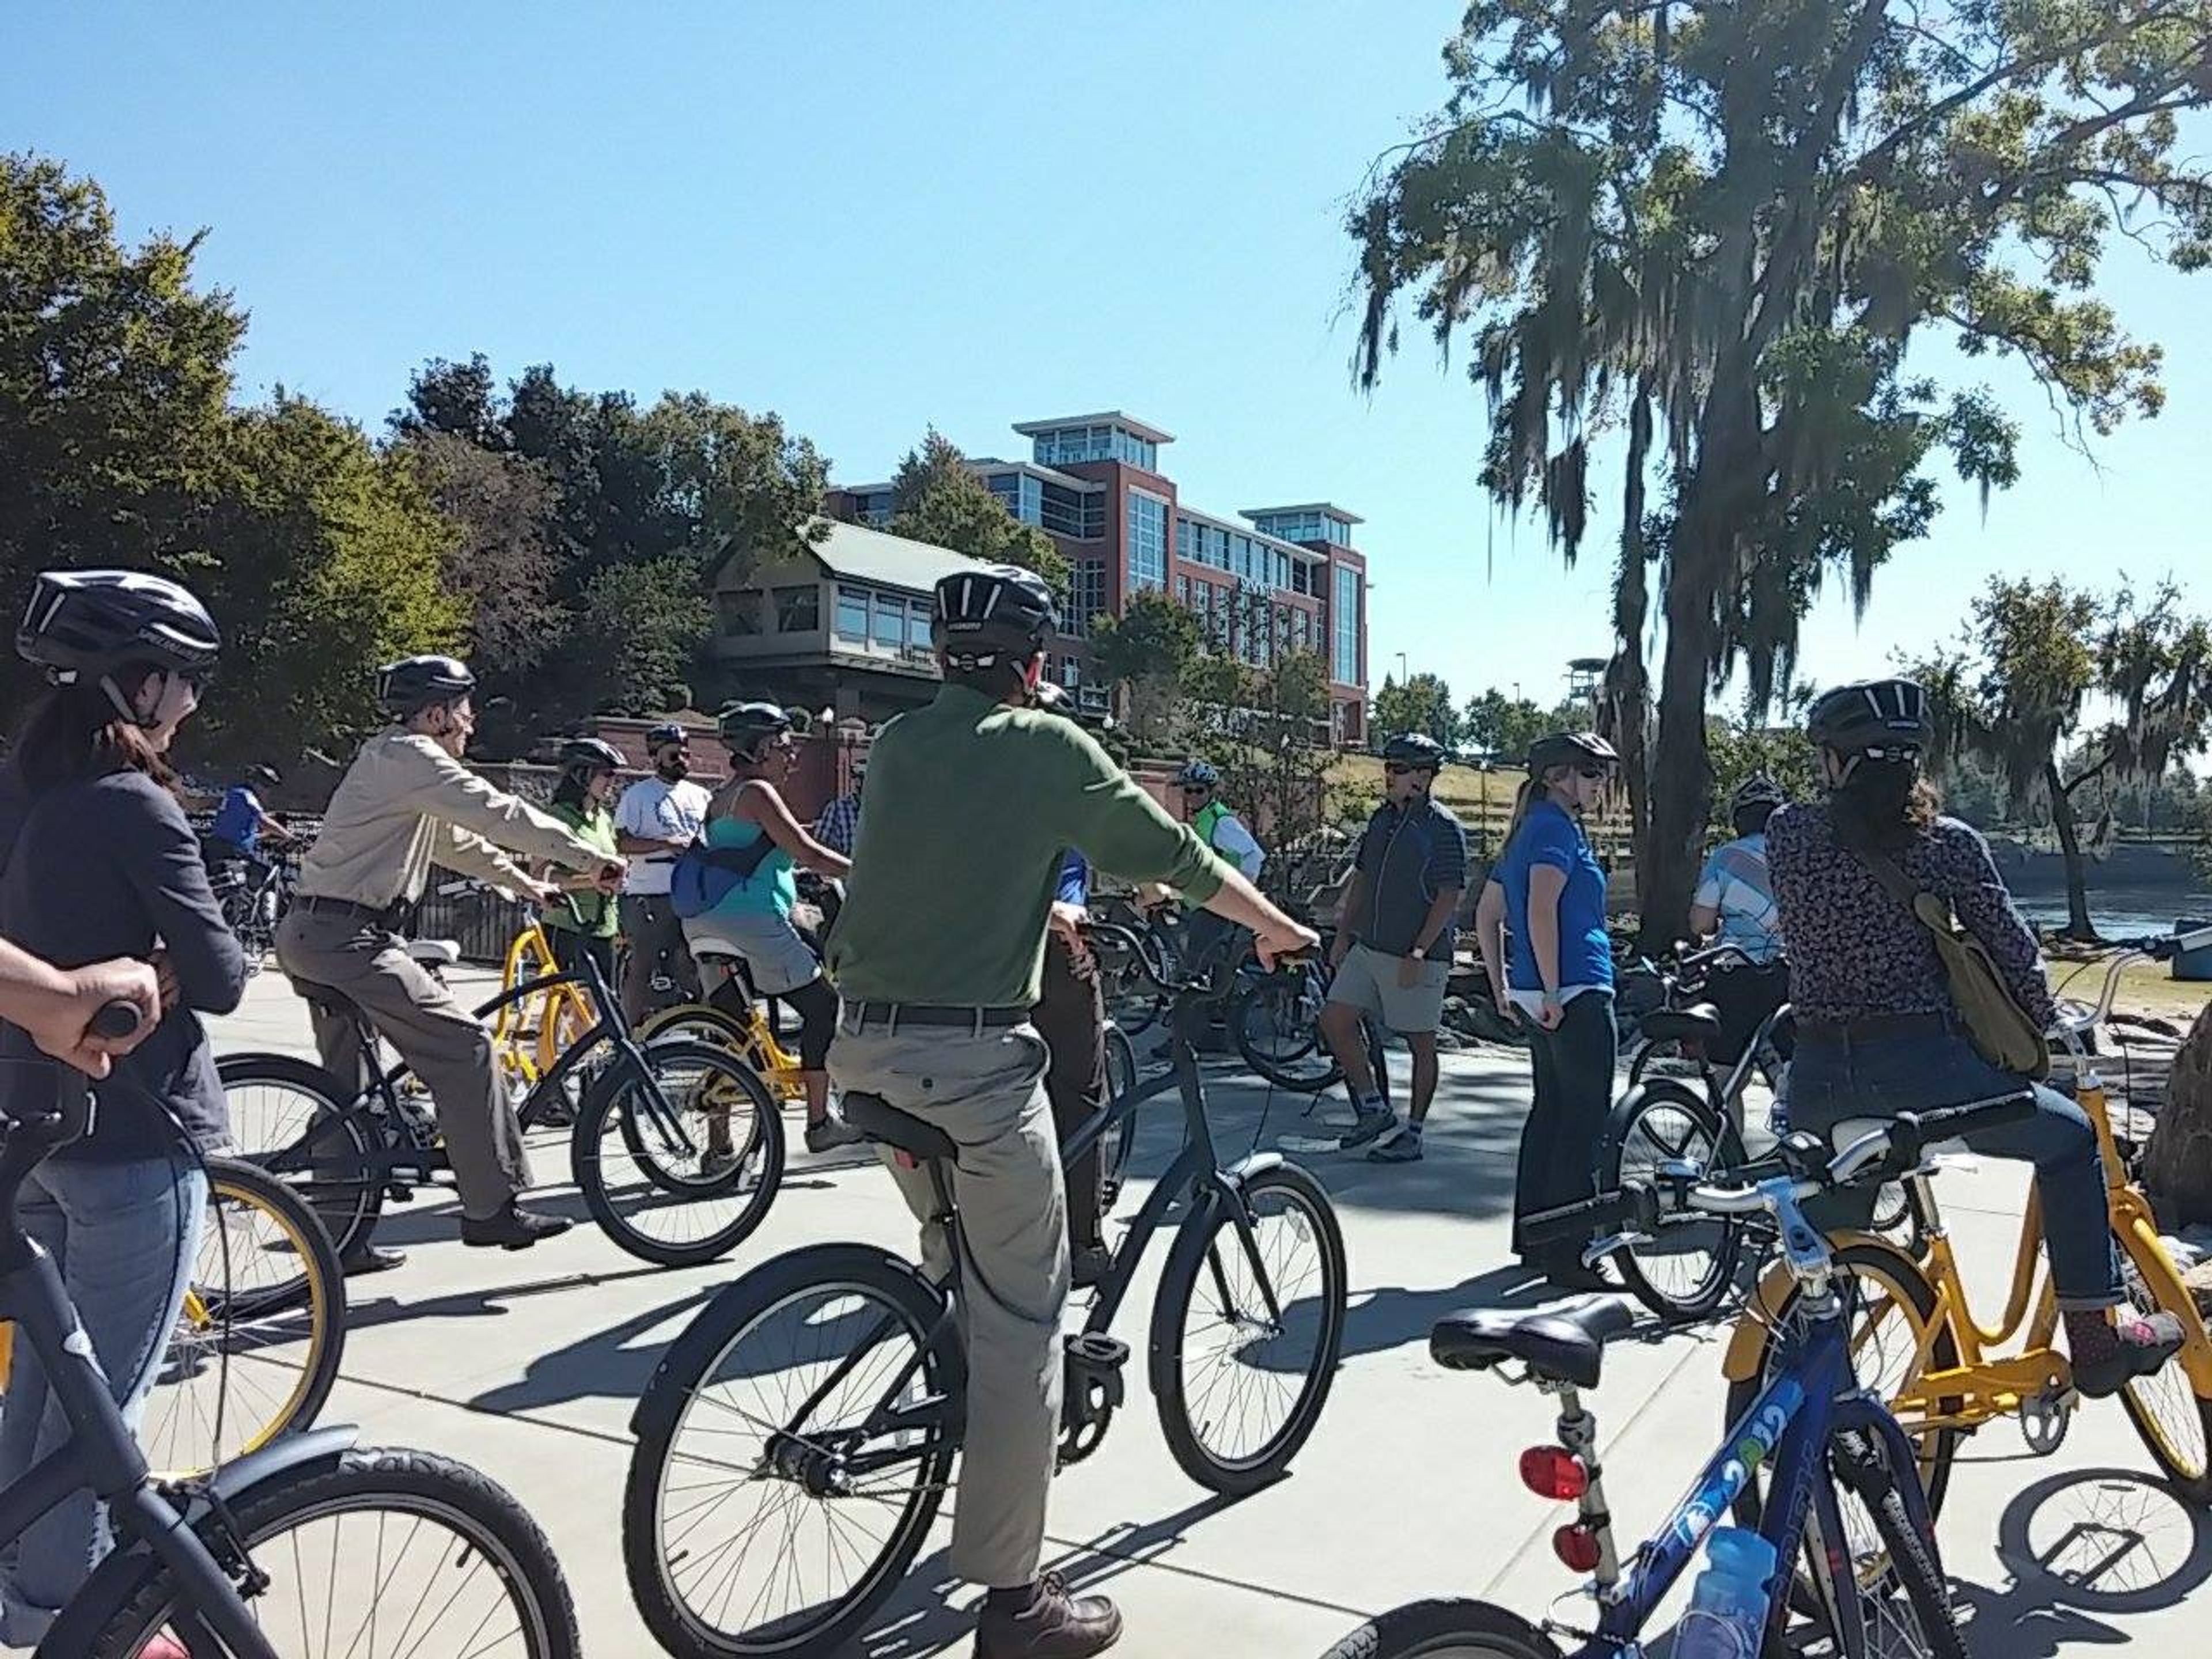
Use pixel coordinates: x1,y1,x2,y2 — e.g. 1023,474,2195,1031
827,684,1230,1006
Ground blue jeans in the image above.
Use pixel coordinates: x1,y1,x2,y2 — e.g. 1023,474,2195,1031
0,1154,208,1646
1789,1028,2120,1310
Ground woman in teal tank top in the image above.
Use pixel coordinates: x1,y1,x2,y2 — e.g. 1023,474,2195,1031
686,703,855,1154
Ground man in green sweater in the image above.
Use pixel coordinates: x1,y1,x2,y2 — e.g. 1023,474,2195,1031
827,565,1313,1659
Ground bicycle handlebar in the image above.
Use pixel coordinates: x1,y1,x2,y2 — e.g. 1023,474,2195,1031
2055,923,2212,1038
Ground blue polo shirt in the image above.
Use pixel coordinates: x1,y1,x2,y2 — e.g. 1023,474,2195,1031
1494,800,1612,993
211,785,263,853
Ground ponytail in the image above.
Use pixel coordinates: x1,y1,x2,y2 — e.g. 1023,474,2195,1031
1501,774,1546,855
1828,758,1939,854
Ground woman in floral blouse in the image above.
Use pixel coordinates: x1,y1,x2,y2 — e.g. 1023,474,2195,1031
1768,677,2180,1399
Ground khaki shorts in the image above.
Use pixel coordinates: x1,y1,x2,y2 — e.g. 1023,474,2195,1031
1328,941,1449,1035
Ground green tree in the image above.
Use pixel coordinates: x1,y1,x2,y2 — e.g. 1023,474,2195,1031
1703,717,1821,839
569,557,713,718
1090,590,1200,743
1351,3,2212,942
1183,647,1340,895
886,427,1070,592
1372,671,1460,749
1915,576,2211,939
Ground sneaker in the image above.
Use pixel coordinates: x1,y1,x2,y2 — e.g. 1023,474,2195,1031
1367,1126,1423,1163
1070,1244,1115,1291
805,1111,866,1154
974,1574,1123,1658
699,1145,740,1180
1337,1106,1396,1152
338,1243,408,1277
460,1203,573,1250
2072,1309,2186,1398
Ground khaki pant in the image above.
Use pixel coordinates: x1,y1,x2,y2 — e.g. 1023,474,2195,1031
828,1019,1065,1589
275,908,529,1224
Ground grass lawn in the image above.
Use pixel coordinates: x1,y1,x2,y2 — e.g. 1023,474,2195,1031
2044,948,2211,1025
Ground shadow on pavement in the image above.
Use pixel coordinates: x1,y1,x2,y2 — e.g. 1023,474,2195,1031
465,1281,723,1411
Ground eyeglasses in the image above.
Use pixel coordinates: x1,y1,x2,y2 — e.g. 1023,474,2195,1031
1180,785,1211,796
1574,765,1610,781
1384,762,1420,776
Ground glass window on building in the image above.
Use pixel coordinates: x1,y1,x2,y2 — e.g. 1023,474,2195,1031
717,589,763,636
773,585,820,633
1082,491,1106,539
1126,491,1168,592
1041,481,1090,538
873,592,906,650
1332,565,1361,684
835,585,869,642
1066,560,1107,639
909,597,933,649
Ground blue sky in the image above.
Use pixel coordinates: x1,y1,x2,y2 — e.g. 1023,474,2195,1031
9,1,2207,712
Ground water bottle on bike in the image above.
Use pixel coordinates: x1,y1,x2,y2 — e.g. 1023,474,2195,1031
1673,1526,1777,1659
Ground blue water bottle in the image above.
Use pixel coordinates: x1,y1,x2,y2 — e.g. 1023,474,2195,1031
1673,1527,1778,1659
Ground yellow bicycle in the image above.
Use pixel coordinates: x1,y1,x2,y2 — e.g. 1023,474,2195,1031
1722,927,2212,1517
491,911,599,1108
642,953,808,1111
0,1156,346,1478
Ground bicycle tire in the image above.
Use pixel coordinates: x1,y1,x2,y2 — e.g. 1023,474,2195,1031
141,1157,347,1478
1726,1241,1960,1528
1150,1161,1347,1495
639,1000,751,1052
75,1446,581,1658
1797,1429,1967,1659
1596,1081,1746,1320
2115,1223,2212,1503
217,1052,387,1263
1317,1597,1563,1658
1229,969,1343,1093
1099,1022,1139,1203
624,1243,961,1658
573,1041,786,1268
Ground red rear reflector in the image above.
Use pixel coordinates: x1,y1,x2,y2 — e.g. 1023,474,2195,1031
1554,1522,1603,1573
1518,1445,1589,1501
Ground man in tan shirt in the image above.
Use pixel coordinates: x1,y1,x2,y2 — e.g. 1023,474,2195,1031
275,654,622,1256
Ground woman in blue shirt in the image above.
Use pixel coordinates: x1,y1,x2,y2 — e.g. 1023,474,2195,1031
1474,730,1618,1288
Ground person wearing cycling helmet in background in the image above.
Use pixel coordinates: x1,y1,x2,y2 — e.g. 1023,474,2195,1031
1689,772,1793,1072
1475,729,1618,1288
685,701,858,1156
0,570,246,1646
540,738,625,986
613,719,712,1022
1327,732,1468,1163
277,654,624,1257
827,565,1313,1658
208,763,295,874
1027,681,1113,1288
1138,760,1266,1055
1771,678,2183,1396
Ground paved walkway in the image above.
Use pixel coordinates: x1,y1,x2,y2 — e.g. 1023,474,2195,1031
183,969,2208,1655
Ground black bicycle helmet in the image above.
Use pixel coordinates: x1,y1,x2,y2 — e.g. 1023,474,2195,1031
376,654,475,718
17,569,221,681
1805,678,1931,758
1730,772,1787,813
932,564,1058,669
559,737,623,775
1525,730,1619,775
643,720,687,751
718,701,793,759
1382,732,1449,770
247,764,282,790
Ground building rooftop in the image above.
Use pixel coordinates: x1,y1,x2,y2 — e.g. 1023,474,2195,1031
1242,502,1365,526
765,517,987,594
1010,411,1176,445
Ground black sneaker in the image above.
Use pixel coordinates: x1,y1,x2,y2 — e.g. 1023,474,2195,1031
974,1574,1122,1658
338,1244,408,1277
460,1204,574,1251
2074,1310,2186,1398
1367,1126,1423,1163
1337,1107,1396,1151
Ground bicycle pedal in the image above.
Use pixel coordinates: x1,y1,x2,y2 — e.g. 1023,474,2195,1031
2018,1387,2074,1456
385,1183,415,1203
1063,1332,1129,1411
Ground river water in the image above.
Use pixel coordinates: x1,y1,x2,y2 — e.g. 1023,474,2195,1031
2010,881,2212,940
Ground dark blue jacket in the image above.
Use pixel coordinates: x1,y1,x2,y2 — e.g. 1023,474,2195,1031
0,763,245,1160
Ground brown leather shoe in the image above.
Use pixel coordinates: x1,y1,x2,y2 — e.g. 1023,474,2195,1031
974,1574,1123,1658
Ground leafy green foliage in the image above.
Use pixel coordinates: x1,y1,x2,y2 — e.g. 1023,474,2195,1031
569,558,714,718
1090,590,1200,743
1351,1,2212,937
887,427,1070,593
1372,671,1460,749
1703,718,1821,838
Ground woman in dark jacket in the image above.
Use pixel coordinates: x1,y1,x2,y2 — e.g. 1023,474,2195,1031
1769,677,2180,1400
0,570,244,1647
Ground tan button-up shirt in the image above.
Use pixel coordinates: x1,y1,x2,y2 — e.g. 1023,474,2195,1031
297,729,605,909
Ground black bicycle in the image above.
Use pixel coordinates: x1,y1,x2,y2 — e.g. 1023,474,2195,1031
219,896,783,1269
206,852,297,978
0,1014,579,1657
621,923,1350,1657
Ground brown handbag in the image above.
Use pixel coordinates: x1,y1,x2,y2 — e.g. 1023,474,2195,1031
1853,849,2051,1077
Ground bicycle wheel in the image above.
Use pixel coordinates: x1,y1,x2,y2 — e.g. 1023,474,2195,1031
1099,1022,1139,1206
140,1158,347,1478
1794,1428,1967,1659
2116,1224,2212,1502
1318,1597,1562,1658
573,1041,785,1267
1229,967,1342,1092
624,1243,961,1658
1150,1161,1347,1495
218,1053,385,1262
640,999,752,1052
1726,1241,1960,1527
1598,1081,1745,1319
77,1448,579,1658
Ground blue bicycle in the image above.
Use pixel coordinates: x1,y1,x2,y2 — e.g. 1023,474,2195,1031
1317,1093,2033,1659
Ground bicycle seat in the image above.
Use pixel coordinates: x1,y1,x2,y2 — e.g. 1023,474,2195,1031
292,979,363,1021
1830,1117,1970,1166
1639,1003,1721,1043
841,1092,957,1164
1430,1296,1637,1390
407,939,460,968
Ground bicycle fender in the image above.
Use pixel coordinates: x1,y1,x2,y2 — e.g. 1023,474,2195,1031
1719,1230,1895,1382
48,1427,359,1650
1222,1149,1286,1194
214,1049,312,1080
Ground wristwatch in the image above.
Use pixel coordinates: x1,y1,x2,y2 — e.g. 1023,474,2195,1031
1408,945,1427,962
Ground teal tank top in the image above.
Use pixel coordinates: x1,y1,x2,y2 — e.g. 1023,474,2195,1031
702,815,797,919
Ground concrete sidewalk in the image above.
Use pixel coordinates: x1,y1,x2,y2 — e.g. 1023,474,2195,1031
188,968,2206,1656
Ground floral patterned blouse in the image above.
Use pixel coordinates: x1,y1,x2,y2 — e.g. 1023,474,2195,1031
1765,804,2055,1030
